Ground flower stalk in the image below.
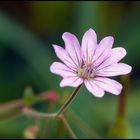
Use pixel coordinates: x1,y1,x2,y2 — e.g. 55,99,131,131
23,85,82,139
55,84,82,117
118,74,130,118
60,115,77,139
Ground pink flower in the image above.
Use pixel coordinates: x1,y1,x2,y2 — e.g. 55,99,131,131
50,28,132,97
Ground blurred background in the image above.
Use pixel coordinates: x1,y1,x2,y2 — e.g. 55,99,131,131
0,1,140,139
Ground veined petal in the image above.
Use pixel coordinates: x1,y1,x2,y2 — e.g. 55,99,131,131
50,62,76,78
94,36,114,66
82,28,97,63
84,80,105,97
60,77,83,87
94,77,122,95
97,47,127,70
53,45,77,70
96,63,132,77
62,32,82,67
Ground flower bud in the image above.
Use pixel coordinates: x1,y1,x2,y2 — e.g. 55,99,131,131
108,117,132,139
23,125,39,139
41,91,59,103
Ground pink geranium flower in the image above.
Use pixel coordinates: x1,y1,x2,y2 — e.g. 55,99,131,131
50,28,132,97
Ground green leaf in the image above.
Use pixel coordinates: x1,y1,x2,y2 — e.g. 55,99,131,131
23,86,38,107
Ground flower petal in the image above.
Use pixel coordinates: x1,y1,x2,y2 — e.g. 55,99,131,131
60,77,83,87
62,32,82,67
84,80,105,97
53,45,77,70
96,63,132,77
94,77,122,95
94,36,114,66
50,62,76,78
82,28,97,63
97,47,127,70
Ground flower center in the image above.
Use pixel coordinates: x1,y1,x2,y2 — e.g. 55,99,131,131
77,63,95,80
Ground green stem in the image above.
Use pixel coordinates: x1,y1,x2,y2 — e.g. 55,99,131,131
67,109,101,138
23,85,82,139
56,84,82,117
23,108,56,119
24,84,82,119
118,74,130,118
61,115,77,139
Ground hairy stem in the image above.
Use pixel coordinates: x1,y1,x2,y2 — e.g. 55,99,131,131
56,84,82,117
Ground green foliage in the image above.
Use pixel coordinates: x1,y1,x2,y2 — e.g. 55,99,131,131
23,86,38,107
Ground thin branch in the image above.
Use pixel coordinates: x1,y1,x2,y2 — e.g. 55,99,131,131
23,109,77,139
0,110,21,120
67,109,101,139
118,74,130,118
0,91,55,120
0,99,23,112
0,86,83,139
56,84,82,117
23,108,56,119
60,115,77,139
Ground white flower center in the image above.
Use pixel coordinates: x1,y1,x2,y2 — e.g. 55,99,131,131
77,63,95,80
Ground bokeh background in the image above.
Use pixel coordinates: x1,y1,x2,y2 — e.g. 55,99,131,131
0,1,140,139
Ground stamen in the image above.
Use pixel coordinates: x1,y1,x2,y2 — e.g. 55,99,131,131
77,63,95,80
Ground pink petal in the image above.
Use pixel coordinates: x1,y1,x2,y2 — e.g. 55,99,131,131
94,77,122,95
60,77,83,87
82,28,97,63
62,32,82,67
53,45,77,70
97,47,127,70
50,62,76,78
94,36,114,66
96,63,132,77
84,80,105,97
